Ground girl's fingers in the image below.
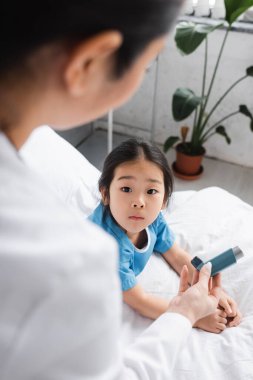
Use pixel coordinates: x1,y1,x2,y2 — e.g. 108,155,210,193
228,299,238,317
210,273,222,301
217,322,226,331
219,298,232,315
212,272,222,288
219,310,227,318
228,311,242,327
218,316,227,325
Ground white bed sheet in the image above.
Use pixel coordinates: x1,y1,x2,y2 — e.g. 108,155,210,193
21,126,253,380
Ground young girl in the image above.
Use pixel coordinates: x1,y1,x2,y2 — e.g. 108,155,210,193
89,138,241,332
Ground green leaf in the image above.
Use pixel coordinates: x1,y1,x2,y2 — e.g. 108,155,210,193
175,22,223,55
216,126,231,144
163,136,180,152
172,88,203,121
246,66,253,77
225,0,253,25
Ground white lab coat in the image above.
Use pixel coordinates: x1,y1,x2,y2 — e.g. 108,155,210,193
0,132,191,380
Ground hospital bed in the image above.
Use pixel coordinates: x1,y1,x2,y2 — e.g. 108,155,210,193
21,125,253,380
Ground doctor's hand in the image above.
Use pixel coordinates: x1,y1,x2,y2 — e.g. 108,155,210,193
167,263,222,326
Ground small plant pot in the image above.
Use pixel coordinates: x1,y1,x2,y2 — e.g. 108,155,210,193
175,143,205,176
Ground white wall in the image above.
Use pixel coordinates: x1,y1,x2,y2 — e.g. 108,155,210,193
97,26,253,168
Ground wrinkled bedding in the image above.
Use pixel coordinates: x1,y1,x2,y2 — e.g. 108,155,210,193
122,187,253,380
21,126,253,380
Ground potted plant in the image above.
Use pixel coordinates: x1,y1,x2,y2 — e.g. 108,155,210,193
164,0,253,179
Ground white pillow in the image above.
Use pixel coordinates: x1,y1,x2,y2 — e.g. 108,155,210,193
167,190,196,213
166,186,253,257
20,125,100,216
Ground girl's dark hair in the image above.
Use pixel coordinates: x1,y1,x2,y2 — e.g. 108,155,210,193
99,138,173,207
0,0,184,78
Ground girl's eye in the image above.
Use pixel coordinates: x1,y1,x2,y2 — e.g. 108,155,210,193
121,187,132,193
147,189,158,195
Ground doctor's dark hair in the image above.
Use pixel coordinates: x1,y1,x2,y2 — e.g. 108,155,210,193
0,0,184,79
99,138,173,207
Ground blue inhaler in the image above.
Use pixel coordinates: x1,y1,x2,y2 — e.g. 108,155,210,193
191,246,244,276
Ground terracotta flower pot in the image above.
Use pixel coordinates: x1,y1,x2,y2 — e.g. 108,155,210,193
175,143,205,176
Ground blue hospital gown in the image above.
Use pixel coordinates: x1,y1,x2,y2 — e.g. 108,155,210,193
89,202,175,290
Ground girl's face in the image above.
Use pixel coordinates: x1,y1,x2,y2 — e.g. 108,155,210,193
106,158,166,239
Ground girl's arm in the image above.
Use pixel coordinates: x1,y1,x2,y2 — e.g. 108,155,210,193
162,242,195,283
123,242,195,320
123,283,170,320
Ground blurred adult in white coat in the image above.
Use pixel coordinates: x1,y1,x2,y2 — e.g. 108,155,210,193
0,1,221,379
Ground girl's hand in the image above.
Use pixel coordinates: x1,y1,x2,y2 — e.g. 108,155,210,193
195,290,242,332
194,309,227,333
218,290,242,327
